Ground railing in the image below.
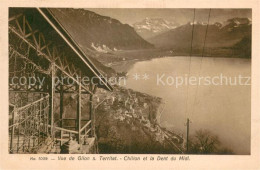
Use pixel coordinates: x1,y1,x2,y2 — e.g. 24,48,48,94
9,94,50,153
57,118,89,130
9,93,93,153
79,120,92,143
54,119,92,145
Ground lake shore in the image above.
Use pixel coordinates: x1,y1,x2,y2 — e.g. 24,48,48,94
122,56,251,154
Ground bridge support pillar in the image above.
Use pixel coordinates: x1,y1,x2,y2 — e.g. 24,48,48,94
77,81,82,144
60,81,64,146
49,63,55,136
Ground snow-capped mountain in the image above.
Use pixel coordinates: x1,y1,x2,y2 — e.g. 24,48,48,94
221,18,252,32
133,18,179,39
222,17,251,28
188,21,208,25
148,17,252,50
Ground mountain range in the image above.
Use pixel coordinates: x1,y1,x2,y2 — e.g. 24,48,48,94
51,8,251,59
147,18,251,50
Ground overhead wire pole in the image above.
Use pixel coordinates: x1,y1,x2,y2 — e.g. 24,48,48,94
185,9,211,154
190,9,212,120
184,9,196,153
186,118,190,153
185,8,196,119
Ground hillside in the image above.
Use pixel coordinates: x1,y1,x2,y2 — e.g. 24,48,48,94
50,8,154,53
52,86,184,154
232,34,251,58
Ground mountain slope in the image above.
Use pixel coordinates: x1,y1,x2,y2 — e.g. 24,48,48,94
133,18,179,39
232,34,251,58
148,18,251,50
50,8,154,52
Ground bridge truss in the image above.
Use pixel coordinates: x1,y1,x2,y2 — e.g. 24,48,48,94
8,8,112,154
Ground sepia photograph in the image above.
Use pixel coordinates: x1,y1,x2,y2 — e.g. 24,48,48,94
7,7,252,156
0,0,259,168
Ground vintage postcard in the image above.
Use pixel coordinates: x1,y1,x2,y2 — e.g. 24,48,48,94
0,0,259,169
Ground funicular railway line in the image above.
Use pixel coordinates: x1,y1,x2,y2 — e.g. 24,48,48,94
8,8,113,154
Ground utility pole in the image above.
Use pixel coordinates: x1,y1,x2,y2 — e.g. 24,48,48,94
186,118,190,153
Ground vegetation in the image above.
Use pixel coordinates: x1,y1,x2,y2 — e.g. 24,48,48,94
232,35,251,58
94,86,175,154
188,129,234,154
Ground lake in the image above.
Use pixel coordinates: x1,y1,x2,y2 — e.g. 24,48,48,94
122,56,251,154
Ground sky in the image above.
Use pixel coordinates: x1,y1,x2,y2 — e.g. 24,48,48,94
86,8,252,25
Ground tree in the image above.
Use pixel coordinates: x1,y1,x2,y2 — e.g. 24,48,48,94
189,129,220,154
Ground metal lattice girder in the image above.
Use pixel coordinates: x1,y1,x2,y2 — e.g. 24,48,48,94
9,8,113,93
8,8,111,154
9,10,93,94
38,8,112,91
